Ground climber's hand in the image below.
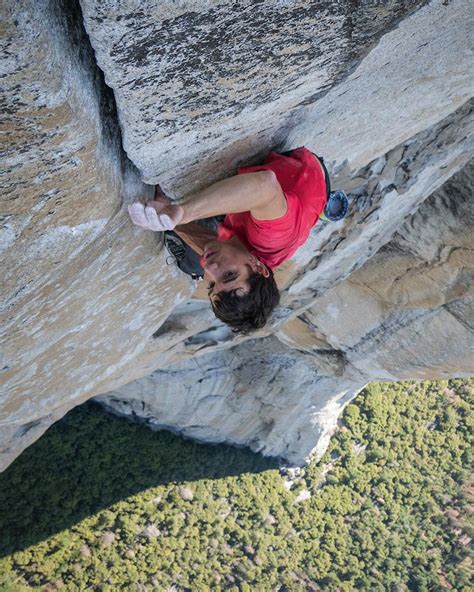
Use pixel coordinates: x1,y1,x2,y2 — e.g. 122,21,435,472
128,201,184,231
146,201,184,230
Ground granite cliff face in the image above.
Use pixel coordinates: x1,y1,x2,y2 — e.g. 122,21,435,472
98,161,474,464
1,0,473,469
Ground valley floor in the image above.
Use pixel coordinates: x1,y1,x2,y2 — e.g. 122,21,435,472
0,379,472,591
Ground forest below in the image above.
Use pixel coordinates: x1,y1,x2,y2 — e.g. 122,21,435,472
0,378,472,591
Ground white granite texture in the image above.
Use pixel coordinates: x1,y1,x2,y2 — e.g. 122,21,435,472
98,161,474,465
0,0,193,469
1,0,473,469
79,0,431,193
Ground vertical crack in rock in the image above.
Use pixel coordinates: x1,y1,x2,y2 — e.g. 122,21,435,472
1,0,129,311
0,0,194,472
79,0,429,192
48,0,122,171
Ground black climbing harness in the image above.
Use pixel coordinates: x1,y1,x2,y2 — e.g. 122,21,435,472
163,216,223,280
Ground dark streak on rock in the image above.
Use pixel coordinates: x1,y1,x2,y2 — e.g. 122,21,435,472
99,0,427,134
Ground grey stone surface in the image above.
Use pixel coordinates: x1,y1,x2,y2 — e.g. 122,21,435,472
0,1,193,470
97,336,364,465
282,161,474,384
287,0,473,170
80,0,428,193
99,161,474,465
1,0,121,309
1,0,473,469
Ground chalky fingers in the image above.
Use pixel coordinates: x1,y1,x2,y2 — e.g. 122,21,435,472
128,203,151,229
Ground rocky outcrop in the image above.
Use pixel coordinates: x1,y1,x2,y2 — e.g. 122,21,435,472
280,160,474,380
0,1,193,469
97,161,474,465
1,0,473,469
98,336,364,464
79,0,438,195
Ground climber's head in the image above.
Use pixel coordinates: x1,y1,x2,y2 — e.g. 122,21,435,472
202,238,280,333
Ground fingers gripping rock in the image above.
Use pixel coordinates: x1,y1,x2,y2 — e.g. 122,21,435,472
145,205,160,227
144,206,177,231
128,203,150,229
128,202,183,231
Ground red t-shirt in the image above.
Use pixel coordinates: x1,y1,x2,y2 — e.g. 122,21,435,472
217,147,327,268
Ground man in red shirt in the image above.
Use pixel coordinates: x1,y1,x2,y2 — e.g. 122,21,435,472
129,147,328,333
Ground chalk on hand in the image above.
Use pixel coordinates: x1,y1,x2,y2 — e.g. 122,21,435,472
128,203,150,229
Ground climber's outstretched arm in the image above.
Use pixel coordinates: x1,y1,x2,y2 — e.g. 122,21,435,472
128,171,287,232
178,170,287,224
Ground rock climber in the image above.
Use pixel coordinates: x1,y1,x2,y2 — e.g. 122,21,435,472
128,147,345,333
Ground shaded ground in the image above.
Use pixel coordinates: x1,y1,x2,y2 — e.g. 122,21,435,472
0,402,277,557
1,379,472,591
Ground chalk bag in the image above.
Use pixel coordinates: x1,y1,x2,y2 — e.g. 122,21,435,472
320,190,349,222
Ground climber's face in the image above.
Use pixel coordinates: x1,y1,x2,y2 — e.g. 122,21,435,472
201,237,269,303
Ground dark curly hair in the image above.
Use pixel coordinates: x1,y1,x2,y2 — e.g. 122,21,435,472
211,269,280,334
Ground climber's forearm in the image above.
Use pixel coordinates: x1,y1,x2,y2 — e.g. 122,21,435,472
128,170,286,232
173,223,217,255
178,170,279,225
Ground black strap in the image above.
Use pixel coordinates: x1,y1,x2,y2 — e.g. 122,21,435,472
164,231,204,279
163,216,223,280
312,153,331,199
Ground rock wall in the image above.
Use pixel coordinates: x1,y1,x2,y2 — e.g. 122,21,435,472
97,161,474,465
1,0,473,470
0,0,193,470
79,0,430,193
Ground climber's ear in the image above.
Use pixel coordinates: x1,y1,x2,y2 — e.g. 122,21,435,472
249,256,270,278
